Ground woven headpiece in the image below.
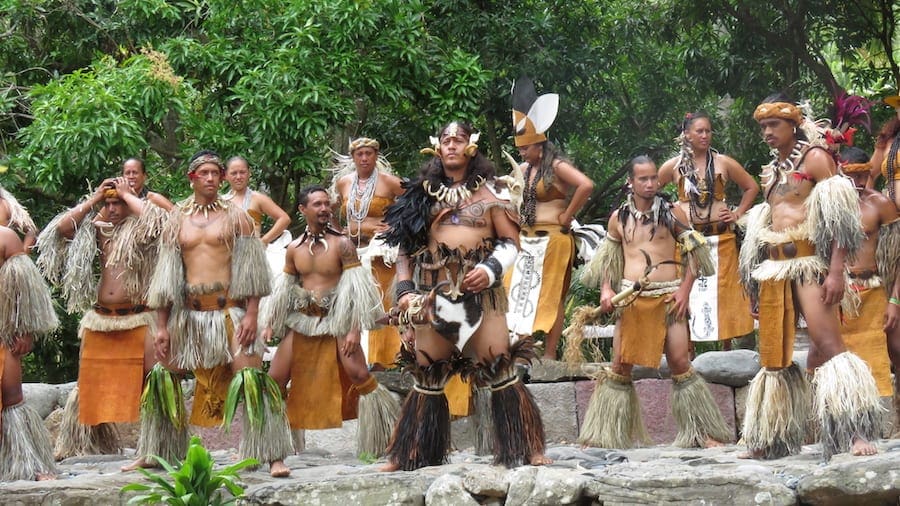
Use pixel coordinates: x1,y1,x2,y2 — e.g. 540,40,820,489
103,188,119,199
349,137,380,153
187,153,225,179
753,102,803,125
840,162,870,174
511,76,558,147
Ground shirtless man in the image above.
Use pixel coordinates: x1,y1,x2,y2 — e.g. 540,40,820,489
331,138,404,368
836,148,900,430
38,177,179,465
0,225,58,481
263,185,397,473
379,121,548,470
579,156,731,449
148,150,292,476
740,95,881,460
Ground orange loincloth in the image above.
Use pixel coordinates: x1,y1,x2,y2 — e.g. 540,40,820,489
714,232,754,340
190,309,236,427
757,278,796,369
619,295,669,368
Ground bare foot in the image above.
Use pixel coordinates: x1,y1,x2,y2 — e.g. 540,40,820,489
269,460,291,477
121,458,157,472
35,473,55,481
736,449,765,459
530,454,553,466
703,437,725,448
851,436,877,456
378,461,401,472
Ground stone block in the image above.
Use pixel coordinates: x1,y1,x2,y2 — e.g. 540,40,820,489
23,383,65,419
527,382,577,444
693,349,760,387
634,378,736,444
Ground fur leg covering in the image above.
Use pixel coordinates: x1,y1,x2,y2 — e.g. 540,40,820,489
813,352,884,461
136,366,189,466
478,340,546,467
578,369,649,449
384,348,460,471
354,375,400,457
473,386,494,456
53,386,121,460
239,393,293,469
671,368,732,447
0,402,57,481
742,363,809,459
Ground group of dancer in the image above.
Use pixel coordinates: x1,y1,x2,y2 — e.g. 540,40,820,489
1,82,899,483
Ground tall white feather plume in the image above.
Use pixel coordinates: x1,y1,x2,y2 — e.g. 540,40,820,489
527,94,559,134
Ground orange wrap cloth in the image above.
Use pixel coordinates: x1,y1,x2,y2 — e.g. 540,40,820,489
618,281,680,368
841,287,893,396
757,278,797,369
286,333,360,430
367,258,401,367
506,224,575,336
78,324,146,425
688,232,754,341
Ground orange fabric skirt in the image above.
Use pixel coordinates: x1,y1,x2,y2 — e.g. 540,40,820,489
286,333,359,430
367,258,401,367
78,326,146,425
712,233,753,340
841,287,893,396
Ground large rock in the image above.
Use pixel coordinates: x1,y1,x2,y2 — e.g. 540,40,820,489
692,349,760,387
796,451,900,505
243,468,434,505
460,466,508,497
23,383,67,419
425,473,478,506
583,461,796,505
527,382,578,444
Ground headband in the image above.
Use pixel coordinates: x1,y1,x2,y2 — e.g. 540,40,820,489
187,153,225,178
420,122,480,157
103,188,119,199
349,137,380,153
753,102,803,125
840,162,870,174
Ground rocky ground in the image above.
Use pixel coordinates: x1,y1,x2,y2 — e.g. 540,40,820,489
1,418,899,506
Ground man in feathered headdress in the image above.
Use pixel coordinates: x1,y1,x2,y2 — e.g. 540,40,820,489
740,94,882,460
378,121,549,470
578,156,731,450
261,184,399,472
837,147,900,436
36,177,180,466
0,224,59,481
146,150,293,476
505,77,597,360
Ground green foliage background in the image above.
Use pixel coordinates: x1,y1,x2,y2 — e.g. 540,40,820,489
2,0,898,381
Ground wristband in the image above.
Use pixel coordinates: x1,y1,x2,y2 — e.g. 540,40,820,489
889,297,900,306
475,239,518,287
395,279,416,301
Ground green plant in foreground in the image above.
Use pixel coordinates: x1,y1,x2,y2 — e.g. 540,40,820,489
358,451,377,465
121,436,259,506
